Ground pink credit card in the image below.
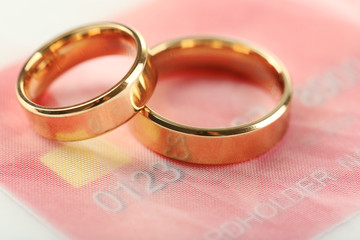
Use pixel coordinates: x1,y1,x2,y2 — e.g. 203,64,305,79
1,0,360,239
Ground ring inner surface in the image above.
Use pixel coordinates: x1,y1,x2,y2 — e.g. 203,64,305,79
23,27,137,103
152,40,284,102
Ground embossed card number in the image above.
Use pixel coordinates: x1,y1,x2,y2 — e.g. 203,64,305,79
93,162,184,212
132,171,166,194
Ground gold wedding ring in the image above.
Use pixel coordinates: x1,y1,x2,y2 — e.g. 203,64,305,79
17,24,292,165
129,37,292,164
17,23,156,141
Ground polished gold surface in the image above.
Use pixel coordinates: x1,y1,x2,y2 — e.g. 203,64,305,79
17,22,156,141
129,37,292,164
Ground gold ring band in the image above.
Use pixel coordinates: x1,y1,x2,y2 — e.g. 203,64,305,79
129,37,292,164
17,23,156,141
